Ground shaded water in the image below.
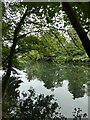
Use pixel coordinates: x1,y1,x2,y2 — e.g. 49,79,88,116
18,61,90,118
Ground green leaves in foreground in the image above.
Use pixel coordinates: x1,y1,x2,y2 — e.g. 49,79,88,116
2,75,88,119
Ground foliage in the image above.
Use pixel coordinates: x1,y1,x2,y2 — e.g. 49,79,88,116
2,75,88,119
2,76,22,119
12,88,63,120
63,2,90,32
71,2,90,32
73,108,87,120
16,29,89,64
2,2,90,70
2,76,65,120
2,2,90,119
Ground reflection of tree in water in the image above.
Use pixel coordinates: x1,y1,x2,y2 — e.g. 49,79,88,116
26,61,64,89
26,61,90,99
65,65,89,99
2,74,87,119
68,80,85,99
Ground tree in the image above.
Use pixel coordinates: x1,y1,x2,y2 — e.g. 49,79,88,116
2,2,61,98
2,2,90,98
2,4,29,98
62,2,90,58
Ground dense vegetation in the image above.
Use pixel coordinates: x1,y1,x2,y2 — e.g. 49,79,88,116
2,1,90,119
2,3,90,70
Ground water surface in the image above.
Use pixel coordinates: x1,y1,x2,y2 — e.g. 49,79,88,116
18,61,90,118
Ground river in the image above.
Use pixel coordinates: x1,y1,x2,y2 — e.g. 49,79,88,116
16,61,90,118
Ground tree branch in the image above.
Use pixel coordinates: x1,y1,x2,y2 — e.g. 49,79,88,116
50,29,70,56
3,7,29,98
62,2,90,58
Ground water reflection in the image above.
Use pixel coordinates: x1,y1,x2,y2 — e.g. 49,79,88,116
26,61,90,99
2,62,90,119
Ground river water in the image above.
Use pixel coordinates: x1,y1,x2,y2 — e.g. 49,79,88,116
16,61,90,118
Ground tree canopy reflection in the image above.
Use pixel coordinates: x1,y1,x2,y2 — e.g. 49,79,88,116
25,61,90,99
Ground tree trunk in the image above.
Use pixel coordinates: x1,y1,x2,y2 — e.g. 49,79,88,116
62,2,90,58
2,8,28,98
